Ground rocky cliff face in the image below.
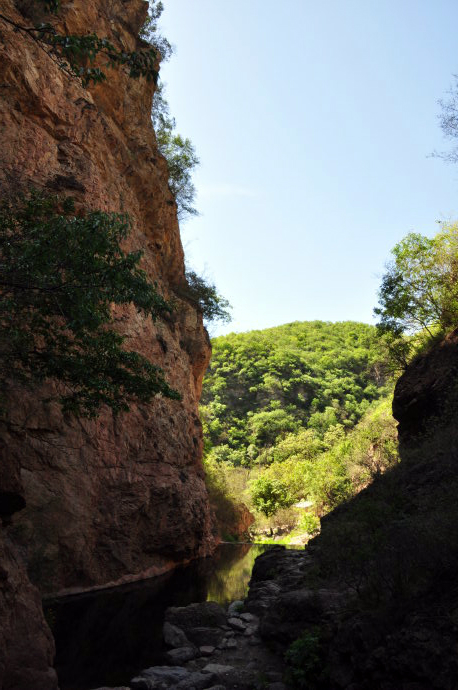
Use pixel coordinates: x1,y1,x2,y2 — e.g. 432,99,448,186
0,530,58,690
0,0,214,685
247,330,458,690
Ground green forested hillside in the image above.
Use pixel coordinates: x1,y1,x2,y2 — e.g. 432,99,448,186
201,321,398,538
201,321,389,466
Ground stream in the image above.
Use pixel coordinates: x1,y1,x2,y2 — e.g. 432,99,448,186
44,543,282,690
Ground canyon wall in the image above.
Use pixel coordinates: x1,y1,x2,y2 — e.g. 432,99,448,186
0,0,215,684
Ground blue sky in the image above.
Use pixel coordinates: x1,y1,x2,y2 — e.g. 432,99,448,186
158,0,458,335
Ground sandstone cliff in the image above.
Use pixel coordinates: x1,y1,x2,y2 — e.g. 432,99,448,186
247,330,458,689
1,0,215,686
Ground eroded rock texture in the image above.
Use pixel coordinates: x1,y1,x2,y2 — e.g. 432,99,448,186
0,530,58,690
1,0,215,594
0,6,216,687
1,0,216,681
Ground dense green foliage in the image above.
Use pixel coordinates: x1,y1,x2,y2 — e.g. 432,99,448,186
0,1,158,86
258,396,397,515
250,477,293,518
202,321,389,467
375,223,458,365
201,321,398,529
0,191,179,416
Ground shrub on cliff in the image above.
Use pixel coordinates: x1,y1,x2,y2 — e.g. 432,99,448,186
177,269,232,325
0,190,180,417
152,82,200,221
139,1,172,62
1,0,159,86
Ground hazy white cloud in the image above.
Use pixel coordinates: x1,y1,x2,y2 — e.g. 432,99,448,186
197,183,257,199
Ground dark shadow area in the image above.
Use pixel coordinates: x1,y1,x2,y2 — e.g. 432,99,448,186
44,543,272,690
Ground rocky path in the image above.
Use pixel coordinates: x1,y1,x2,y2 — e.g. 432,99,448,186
90,547,310,690
91,597,290,690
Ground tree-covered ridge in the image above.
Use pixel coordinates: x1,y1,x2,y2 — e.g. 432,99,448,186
201,321,390,468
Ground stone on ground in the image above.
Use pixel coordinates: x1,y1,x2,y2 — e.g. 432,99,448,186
165,646,197,664
228,617,246,632
163,621,190,648
227,600,244,616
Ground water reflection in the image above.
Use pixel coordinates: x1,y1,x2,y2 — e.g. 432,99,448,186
44,543,273,690
205,543,270,605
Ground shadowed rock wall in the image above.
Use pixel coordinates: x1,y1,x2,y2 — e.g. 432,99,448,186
0,2,215,684
247,330,458,690
1,0,215,594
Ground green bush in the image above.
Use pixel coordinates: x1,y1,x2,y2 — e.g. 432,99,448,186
250,476,293,518
299,513,321,536
285,628,325,689
180,269,232,325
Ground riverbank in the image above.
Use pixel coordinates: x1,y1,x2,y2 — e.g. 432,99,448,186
86,546,306,689
45,544,282,689
127,597,289,690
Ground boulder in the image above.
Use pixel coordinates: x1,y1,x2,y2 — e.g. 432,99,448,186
163,622,190,648
165,646,196,664
131,666,216,690
202,663,234,678
165,602,227,631
228,616,246,632
227,600,244,616
186,626,225,647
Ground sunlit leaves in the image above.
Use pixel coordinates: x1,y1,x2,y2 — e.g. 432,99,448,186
375,223,458,363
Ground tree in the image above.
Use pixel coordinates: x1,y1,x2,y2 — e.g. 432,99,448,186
152,82,200,221
250,476,293,518
374,225,458,351
248,407,298,448
435,74,458,163
139,1,172,62
179,269,232,325
0,191,180,417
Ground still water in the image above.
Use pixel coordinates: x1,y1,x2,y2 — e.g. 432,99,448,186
44,543,275,690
